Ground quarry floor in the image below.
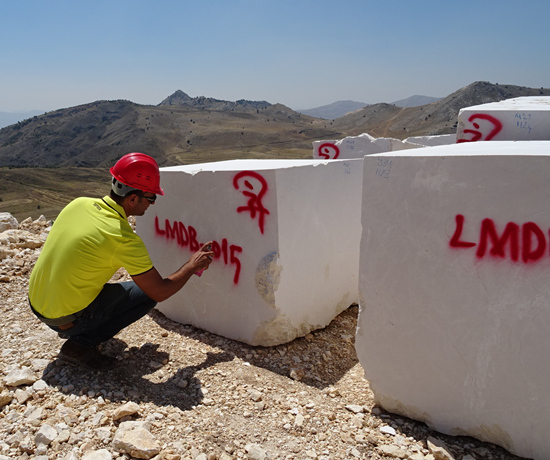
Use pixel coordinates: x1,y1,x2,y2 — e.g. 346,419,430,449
0,232,524,459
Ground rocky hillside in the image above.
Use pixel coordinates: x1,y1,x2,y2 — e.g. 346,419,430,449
159,90,272,112
0,213,522,459
0,99,329,169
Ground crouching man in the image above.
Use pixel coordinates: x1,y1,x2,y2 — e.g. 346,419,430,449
28,152,214,371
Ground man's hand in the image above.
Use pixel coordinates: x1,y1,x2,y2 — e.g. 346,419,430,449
189,242,215,273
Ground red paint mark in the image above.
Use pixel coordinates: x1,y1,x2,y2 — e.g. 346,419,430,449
477,219,519,261
155,216,243,284
449,214,548,264
457,113,503,143
449,214,476,248
317,142,340,159
522,222,546,263
233,171,270,234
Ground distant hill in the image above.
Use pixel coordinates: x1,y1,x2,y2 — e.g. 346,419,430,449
0,98,334,169
296,100,369,120
331,81,550,139
391,95,442,107
0,110,43,129
296,95,441,119
159,90,272,112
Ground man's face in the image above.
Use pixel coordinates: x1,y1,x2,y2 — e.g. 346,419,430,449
129,192,156,216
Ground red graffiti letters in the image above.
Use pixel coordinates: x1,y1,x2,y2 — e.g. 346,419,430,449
233,171,270,234
317,142,340,159
450,214,548,263
155,216,243,284
457,113,503,143
449,214,476,248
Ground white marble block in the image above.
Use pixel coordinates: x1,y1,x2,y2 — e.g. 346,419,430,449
404,134,456,146
357,141,550,460
457,96,550,142
313,133,422,160
137,159,362,346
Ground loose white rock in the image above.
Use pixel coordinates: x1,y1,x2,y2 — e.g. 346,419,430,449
82,449,113,460
112,425,160,459
34,423,58,445
4,367,37,386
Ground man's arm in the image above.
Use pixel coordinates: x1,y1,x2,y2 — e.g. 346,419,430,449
131,242,214,302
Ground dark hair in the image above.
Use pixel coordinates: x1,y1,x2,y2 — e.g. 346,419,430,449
109,189,141,205
109,190,125,205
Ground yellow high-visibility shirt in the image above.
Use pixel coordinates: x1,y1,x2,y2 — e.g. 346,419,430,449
29,196,153,319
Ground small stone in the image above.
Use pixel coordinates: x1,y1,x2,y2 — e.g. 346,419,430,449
0,213,18,232
55,430,71,444
113,401,140,420
113,425,160,459
249,389,262,402
427,437,455,460
289,367,305,381
32,380,48,391
176,379,188,389
245,443,267,460
4,367,37,386
345,404,364,414
409,453,426,460
0,391,13,408
82,449,113,460
473,447,489,457
35,424,58,446
380,425,397,436
378,445,409,459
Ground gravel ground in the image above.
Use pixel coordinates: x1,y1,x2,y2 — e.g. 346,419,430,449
0,218,524,460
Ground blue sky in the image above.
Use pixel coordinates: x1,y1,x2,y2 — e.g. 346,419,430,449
1,0,549,113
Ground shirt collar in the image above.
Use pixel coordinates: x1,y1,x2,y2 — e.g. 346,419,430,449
102,195,127,220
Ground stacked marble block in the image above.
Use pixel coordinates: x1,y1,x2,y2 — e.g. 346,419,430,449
457,96,550,142
136,159,362,346
312,132,423,160
357,141,550,460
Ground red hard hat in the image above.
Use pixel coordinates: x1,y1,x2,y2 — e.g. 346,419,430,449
110,153,164,195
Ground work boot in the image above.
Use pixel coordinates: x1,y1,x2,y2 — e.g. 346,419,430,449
59,339,118,371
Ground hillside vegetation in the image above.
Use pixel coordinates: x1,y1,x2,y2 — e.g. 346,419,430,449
1,81,548,220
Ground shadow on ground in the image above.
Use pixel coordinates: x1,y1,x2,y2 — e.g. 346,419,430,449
40,305,359,412
149,304,361,390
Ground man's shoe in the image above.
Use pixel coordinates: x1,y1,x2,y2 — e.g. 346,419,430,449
59,340,118,371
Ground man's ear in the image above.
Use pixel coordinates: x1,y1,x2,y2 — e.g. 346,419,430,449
125,193,140,207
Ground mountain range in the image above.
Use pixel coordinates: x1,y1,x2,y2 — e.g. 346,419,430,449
296,95,441,119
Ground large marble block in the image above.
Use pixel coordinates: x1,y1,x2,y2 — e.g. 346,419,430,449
457,96,550,142
357,141,550,460
137,159,362,346
312,133,422,160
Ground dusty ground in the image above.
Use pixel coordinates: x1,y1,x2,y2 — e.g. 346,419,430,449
0,218,523,460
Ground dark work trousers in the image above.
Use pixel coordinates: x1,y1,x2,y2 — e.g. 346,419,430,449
45,281,157,347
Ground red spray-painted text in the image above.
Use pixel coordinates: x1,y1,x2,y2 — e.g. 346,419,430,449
457,113,503,143
317,142,340,159
233,171,270,235
450,214,549,263
155,216,243,284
